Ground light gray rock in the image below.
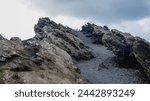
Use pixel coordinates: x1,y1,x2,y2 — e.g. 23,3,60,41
0,27,85,84
0,20,86,84
34,17,94,61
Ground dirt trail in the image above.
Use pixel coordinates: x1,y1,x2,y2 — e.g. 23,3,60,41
76,32,145,84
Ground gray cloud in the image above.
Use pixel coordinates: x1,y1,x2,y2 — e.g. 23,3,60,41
28,0,150,23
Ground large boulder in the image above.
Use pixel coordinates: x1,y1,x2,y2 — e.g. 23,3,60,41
34,18,94,61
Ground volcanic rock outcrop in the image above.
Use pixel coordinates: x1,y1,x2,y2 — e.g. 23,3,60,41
81,23,150,80
0,18,150,84
82,23,110,44
0,36,86,83
34,18,94,61
0,17,96,84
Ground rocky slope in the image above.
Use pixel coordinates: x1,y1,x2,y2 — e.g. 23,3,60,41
0,18,95,84
81,23,150,82
34,18,94,61
76,31,146,84
0,18,150,83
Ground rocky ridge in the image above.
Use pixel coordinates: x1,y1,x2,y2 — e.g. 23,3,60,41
0,17,150,83
34,18,94,61
0,18,95,84
81,23,150,81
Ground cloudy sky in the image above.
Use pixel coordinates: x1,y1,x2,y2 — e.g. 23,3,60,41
0,0,150,41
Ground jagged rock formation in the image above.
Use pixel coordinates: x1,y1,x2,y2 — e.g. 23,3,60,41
0,17,97,84
81,23,150,81
102,29,137,68
132,37,150,79
0,17,150,84
34,18,94,61
82,23,110,44
0,35,85,83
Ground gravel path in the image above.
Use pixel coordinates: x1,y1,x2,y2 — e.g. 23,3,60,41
76,32,145,84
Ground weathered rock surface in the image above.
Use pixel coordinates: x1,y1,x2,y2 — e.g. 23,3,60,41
0,36,85,83
34,18,94,61
81,23,150,81
102,29,136,68
1,18,150,84
82,23,110,44
76,31,147,84
132,37,150,80
0,18,96,83
102,30,150,78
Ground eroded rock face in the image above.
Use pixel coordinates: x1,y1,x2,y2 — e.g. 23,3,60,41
132,37,150,79
81,23,150,80
102,29,135,67
1,18,150,83
82,23,110,44
0,18,96,84
34,18,94,61
103,30,150,79
82,24,133,65
0,33,85,83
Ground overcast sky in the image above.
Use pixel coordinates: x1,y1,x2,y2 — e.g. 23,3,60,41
0,0,150,41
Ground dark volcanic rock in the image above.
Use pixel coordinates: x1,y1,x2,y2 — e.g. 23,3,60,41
102,29,149,71
81,23,150,81
82,23,110,44
81,24,133,66
132,37,150,79
102,29,133,67
34,18,94,61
